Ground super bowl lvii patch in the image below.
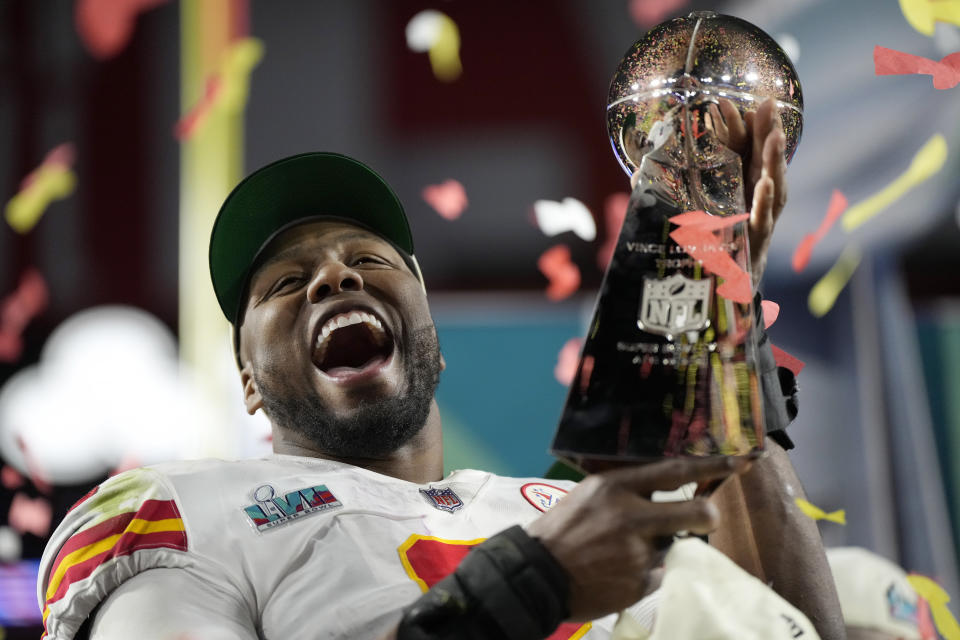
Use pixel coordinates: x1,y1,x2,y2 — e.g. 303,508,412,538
243,483,342,532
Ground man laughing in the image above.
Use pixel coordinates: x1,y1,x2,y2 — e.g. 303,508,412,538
38,148,844,639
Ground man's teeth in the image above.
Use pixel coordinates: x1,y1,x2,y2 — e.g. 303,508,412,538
316,311,387,349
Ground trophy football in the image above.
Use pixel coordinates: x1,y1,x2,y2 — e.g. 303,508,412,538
550,12,803,472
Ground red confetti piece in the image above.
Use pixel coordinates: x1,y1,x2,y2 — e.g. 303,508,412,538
109,453,141,477
913,585,938,640
1,465,25,490
422,179,468,220
579,354,595,395
792,190,848,273
0,269,49,363
554,337,583,386
875,45,960,90
15,435,52,495
761,300,780,329
75,0,169,60
639,354,654,379
669,224,752,304
8,492,52,537
770,344,805,376
669,210,749,231
174,76,223,141
537,245,581,301
629,0,690,27
597,192,629,270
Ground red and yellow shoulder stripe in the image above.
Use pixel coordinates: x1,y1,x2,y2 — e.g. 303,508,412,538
39,468,188,637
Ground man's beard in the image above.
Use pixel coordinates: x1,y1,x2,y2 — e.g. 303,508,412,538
255,325,442,459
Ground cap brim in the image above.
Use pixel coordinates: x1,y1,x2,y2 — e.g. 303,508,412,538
209,152,413,323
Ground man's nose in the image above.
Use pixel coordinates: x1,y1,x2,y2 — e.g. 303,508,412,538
306,262,364,302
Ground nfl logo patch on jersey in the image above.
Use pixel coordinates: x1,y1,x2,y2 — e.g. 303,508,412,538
420,487,463,513
521,483,567,512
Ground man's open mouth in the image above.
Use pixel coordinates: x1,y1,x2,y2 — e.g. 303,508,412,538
312,310,394,375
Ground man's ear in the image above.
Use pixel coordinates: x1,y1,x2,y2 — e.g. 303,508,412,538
439,352,446,372
240,363,263,415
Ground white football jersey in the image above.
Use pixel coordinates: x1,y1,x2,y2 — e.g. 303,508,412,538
38,454,618,639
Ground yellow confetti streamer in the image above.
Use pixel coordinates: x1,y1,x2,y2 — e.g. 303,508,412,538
842,134,947,231
794,498,846,524
218,37,264,112
4,165,76,234
906,574,960,640
899,0,960,35
429,14,462,82
808,245,862,318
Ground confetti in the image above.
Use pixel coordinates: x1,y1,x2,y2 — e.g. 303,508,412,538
0,269,49,363
422,179,468,220
808,245,862,318
405,10,462,82
218,37,264,112
842,134,948,231
794,498,846,524
899,0,960,36
771,344,805,376
792,190,847,273
15,435,52,495
21,143,75,190
875,45,960,89
0,466,24,490
109,453,141,477
907,574,960,640
670,209,749,231
5,144,77,234
174,76,223,140
761,299,804,376
533,197,597,241
669,211,753,304
8,492,52,537
760,300,780,329
537,245,581,301
596,192,629,270
629,0,690,27
75,0,169,59
554,338,583,386
174,38,263,141
579,355,595,394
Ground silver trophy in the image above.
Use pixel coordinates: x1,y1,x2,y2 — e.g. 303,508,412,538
550,12,803,472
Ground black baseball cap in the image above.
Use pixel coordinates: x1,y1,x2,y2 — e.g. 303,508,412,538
209,152,422,325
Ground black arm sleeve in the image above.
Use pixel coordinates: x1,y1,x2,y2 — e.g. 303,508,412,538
397,526,569,640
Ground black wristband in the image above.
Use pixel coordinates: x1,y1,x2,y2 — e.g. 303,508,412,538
397,525,569,640
754,292,797,450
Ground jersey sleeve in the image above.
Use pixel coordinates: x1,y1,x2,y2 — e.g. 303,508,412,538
88,568,258,640
37,467,192,639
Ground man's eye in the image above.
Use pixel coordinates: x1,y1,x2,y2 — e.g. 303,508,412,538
352,256,386,266
269,276,305,296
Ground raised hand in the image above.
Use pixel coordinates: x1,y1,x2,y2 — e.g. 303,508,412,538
525,455,755,621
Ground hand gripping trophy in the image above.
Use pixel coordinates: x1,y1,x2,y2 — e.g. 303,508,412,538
550,12,803,473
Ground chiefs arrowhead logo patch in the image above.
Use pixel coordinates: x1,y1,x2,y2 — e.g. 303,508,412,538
521,482,567,513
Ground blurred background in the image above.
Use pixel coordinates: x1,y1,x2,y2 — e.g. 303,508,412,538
0,0,959,636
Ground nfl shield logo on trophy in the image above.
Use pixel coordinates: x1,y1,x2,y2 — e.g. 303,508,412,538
419,487,464,513
637,274,711,337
